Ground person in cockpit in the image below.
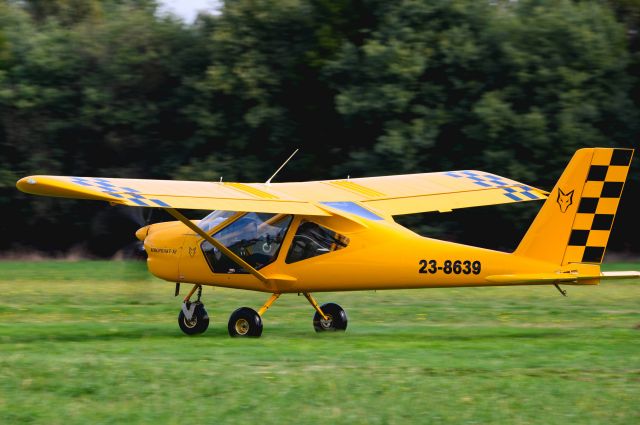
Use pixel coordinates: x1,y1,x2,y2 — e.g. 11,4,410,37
230,216,259,257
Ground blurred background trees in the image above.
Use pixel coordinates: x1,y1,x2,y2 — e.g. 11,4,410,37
1,0,638,257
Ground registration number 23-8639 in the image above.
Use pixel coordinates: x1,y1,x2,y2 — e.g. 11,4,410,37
418,259,481,275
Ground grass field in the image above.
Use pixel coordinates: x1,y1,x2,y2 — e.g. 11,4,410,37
1,260,639,424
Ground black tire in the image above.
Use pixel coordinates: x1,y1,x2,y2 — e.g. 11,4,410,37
228,307,263,337
313,302,347,332
178,302,209,335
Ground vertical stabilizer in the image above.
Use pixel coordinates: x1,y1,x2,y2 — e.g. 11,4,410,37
515,148,633,265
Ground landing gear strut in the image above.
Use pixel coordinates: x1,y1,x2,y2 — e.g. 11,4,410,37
178,284,209,335
303,293,347,332
226,292,348,337
313,303,348,332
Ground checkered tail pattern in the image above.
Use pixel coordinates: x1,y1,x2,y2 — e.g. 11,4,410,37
564,149,633,264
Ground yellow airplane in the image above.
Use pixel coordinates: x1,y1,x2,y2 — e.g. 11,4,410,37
16,147,639,337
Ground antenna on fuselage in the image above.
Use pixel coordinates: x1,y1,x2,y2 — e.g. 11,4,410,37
265,148,299,186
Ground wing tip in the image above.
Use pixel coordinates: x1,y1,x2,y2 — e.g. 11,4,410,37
16,176,41,194
16,175,118,202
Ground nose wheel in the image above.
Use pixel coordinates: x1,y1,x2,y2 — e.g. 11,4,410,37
177,284,209,335
178,301,209,335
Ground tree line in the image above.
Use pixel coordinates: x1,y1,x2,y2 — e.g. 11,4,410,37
1,0,638,257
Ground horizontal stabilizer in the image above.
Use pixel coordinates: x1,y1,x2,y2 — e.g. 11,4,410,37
600,271,640,280
485,273,585,284
487,270,640,284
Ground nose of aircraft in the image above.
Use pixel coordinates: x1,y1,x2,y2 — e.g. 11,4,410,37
136,225,150,241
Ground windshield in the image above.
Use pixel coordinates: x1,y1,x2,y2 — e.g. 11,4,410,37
202,212,293,273
198,210,235,233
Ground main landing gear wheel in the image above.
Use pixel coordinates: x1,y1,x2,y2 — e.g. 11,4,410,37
178,301,209,335
313,302,348,332
228,307,263,337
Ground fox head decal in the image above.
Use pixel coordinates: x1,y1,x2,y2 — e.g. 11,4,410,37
556,188,574,213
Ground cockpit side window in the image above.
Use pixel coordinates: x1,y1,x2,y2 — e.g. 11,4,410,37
285,221,350,264
201,212,293,274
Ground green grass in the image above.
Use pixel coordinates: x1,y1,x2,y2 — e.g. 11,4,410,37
1,260,639,424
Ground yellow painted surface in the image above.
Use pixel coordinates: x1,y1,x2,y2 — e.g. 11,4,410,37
515,148,634,266
595,198,619,215
225,182,280,199
591,149,612,165
563,246,585,263
16,147,638,296
606,166,629,182
582,181,603,198
16,167,549,217
326,180,387,198
516,148,593,264
572,214,594,230
587,230,610,247
139,204,637,293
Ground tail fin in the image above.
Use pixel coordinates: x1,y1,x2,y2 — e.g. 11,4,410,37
515,148,634,265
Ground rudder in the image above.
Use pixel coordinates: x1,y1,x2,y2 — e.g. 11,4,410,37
515,148,634,265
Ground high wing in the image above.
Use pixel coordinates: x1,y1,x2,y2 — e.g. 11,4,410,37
273,171,548,216
17,170,547,217
16,175,330,215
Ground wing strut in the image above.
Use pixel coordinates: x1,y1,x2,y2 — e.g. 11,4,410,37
163,208,269,285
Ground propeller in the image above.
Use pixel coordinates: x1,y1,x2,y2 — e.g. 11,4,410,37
111,206,155,259
122,205,153,228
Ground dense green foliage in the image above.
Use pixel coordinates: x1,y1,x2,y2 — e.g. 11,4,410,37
1,0,638,256
0,260,639,423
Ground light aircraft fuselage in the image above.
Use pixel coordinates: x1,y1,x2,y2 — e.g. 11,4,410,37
142,213,599,293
